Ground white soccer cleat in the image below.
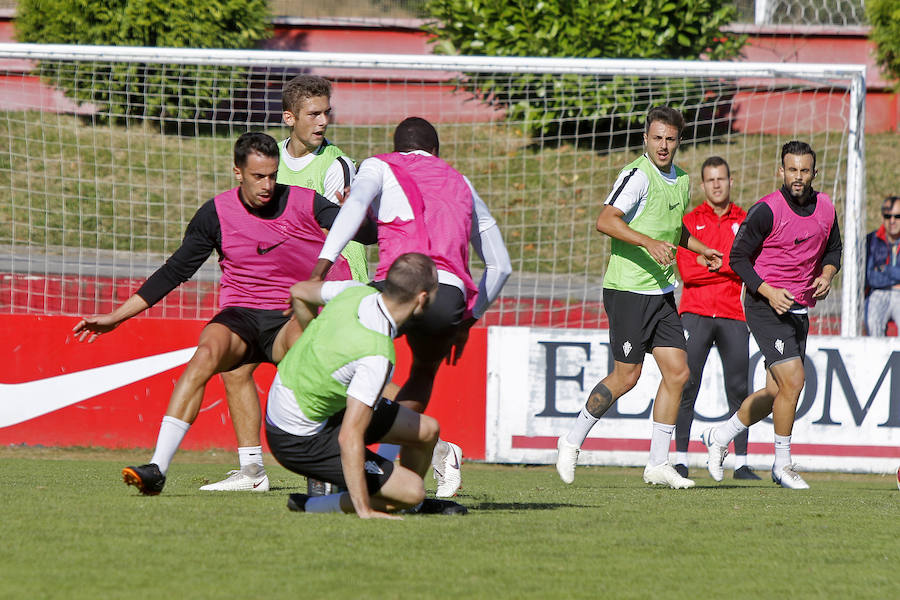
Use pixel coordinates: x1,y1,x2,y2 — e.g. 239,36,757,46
199,464,269,492
701,427,728,482
643,462,695,489
555,437,580,484
772,464,810,489
433,441,463,498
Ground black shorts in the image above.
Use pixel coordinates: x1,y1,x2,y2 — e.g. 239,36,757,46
371,281,465,363
208,306,290,368
744,293,809,369
265,399,400,493
603,288,686,364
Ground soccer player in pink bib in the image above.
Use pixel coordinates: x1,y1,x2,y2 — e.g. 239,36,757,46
73,132,375,495
701,141,842,489
308,117,512,498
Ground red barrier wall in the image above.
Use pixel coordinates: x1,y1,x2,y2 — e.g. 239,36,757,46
0,314,488,459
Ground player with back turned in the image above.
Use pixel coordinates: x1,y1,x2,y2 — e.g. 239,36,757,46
308,117,512,498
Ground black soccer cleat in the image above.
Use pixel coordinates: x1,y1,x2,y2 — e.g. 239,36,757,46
733,465,762,480
122,463,166,496
287,493,310,512
673,463,689,478
409,498,468,516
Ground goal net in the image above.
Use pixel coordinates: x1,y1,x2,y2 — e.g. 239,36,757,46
0,44,866,335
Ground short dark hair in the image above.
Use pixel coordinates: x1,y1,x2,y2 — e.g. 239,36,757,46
781,140,816,169
884,196,900,212
393,117,440,155
282,75,332,113
645,105,685,136
234,132,279,167
383,252,438,303
701,156,731,180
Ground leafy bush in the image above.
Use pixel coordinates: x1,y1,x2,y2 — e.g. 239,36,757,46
867,0,900,89
423,0,744,140
16,0,271,129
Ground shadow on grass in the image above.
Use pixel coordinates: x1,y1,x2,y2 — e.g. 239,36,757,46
465,501,591,511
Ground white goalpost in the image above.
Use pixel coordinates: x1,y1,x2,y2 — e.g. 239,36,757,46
0,44,866,335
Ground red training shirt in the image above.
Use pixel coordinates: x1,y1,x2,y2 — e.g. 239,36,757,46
676,201,746,321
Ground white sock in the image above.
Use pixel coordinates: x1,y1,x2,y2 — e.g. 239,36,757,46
773,434,792,473
149,416,191,475
305,492,347,514
238,446,264,469
713,413,747,447
378,443,402,462
431,439,450,466
674,450,688,466
565,405,599,447
733,454,748,469
647,421,675,467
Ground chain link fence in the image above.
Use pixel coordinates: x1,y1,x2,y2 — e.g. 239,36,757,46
0,2,870,26
733,0,868,26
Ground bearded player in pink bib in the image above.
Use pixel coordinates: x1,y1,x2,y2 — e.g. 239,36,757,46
309,117,512,498
73,132,375,495
701,141,842,489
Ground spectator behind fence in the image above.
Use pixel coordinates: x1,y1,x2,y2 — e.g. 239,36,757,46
864,195,900,336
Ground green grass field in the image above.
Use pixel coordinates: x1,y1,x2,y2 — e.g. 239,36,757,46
1,447,896,599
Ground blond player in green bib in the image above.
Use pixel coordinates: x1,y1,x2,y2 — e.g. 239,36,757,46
276,75,369,282
555,106,723,489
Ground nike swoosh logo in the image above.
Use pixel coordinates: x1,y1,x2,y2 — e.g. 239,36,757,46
0,347,196,428
794,236,812,245
257,240,287,255
695,225,706,230
668,203,680,210
253,480,266,488
449,450,460,470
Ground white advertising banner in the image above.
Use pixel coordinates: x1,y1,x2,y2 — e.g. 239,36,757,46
486,327,900,473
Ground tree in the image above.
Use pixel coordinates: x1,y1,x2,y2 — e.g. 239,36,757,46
423,0,744,140
868,0,900,90
16,0,271,130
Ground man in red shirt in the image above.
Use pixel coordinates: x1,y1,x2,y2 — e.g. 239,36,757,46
674,156,759,480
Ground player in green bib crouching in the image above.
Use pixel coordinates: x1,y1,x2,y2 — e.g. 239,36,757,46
555,106,723,489
266,252,466,517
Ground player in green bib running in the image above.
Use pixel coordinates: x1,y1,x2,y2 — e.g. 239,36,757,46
555,106,723,489
202,75,370,492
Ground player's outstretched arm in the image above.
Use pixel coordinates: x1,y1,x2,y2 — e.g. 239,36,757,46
596,205,676,266
339,397,401,520
72,294,151,343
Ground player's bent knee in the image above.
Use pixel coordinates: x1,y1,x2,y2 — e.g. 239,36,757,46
421,415,440,444
673,366,691,389
380,469,426,507
185,345,225,377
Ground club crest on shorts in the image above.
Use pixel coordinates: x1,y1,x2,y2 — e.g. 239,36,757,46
622,341,632,357
775,339,785,354
364,460,384,475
